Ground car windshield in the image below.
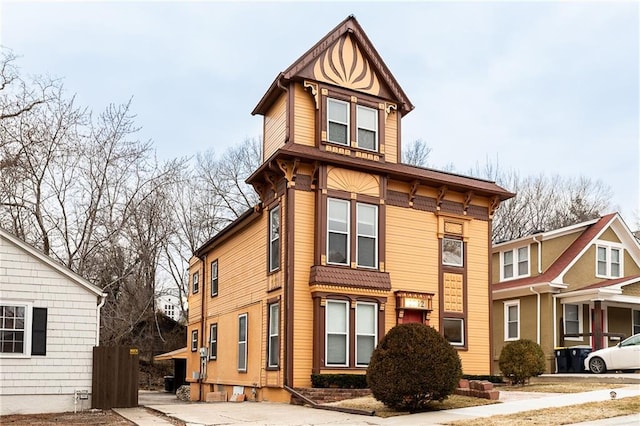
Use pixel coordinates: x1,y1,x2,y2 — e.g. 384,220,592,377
620,334,640,347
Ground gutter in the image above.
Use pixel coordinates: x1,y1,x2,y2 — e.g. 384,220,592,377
96,293,107,346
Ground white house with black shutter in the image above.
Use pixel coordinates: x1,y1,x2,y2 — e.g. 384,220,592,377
0,228,106,415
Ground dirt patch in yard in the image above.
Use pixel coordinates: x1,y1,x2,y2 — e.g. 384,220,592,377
0,409,134,425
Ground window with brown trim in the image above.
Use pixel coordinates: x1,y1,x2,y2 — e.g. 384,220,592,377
190,329,198,352
209,323,217,360
210,260,218,297
269,206,280,272
325,299,378,367
192,272,199,294
267,302,279,368
443,318,464,346
324,95,381,153
238,313,248,372
327,198,378,268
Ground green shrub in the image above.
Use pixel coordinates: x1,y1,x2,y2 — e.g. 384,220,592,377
366,323,462,412
311,374,367,389
498,339,546,385
462,374,504,384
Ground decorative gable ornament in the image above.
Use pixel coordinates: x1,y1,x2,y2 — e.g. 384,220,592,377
312,33,380,95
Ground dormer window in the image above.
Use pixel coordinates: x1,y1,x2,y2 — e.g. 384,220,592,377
325,95,381,153
596,244,622,278
328,98,349,145
501,246,529,281
356,105,378,151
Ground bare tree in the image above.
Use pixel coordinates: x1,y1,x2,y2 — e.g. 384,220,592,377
402,139,432,167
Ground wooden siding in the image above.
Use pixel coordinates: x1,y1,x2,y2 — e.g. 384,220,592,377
0,237,98,415
292,191,316,387
460,219,491,374
264,92,287,160
385,206,440,329
293,83,315,147
384,110,398,163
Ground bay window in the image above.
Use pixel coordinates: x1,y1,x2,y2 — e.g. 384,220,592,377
355,302,377,366
326,300,348,366
327,198,378,269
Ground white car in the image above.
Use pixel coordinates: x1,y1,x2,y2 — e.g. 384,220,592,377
584,333,640,374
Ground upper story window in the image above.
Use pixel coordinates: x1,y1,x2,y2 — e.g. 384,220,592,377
442,238,463,267
327,198,378,268
596,244,622,278
326,97,379,152
327,98,349,145
356,105,377,151
269,206,281,272
210,260,218,297
501,246,529,281
192,272,199,294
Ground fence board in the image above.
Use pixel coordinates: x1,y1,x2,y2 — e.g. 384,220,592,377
92,346,139,409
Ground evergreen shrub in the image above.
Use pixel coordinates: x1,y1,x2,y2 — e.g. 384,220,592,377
310,373,368,389
498,339,546,385
366,323,462,412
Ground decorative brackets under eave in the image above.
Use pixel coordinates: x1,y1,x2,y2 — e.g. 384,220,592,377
303,80,319,110
276,158,299,187
409,180,420,205
463,191,474,215
251,182,268,204
264,171,279,195
436,185,448,210
489,195,500,218
384,102,397,120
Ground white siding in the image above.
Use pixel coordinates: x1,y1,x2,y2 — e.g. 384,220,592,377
0,235,99,415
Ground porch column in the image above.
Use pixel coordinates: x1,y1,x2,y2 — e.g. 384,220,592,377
593,301,604,350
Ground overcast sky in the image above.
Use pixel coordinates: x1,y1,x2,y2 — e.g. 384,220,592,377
1,1,638,223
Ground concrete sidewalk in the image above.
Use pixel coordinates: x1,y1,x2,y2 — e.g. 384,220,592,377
128,384,640,426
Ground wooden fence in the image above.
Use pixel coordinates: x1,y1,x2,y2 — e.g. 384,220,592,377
92,346,139,409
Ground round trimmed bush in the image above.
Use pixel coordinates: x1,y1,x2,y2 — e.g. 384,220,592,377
498,339,546,385
366,323,462,412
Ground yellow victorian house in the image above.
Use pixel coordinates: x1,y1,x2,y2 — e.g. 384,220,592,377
186,16,514,402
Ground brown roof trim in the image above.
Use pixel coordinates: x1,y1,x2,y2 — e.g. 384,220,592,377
493,213,617,291
253,15,413,116
194,207,262,257
248,144,514,201
309,265,391,291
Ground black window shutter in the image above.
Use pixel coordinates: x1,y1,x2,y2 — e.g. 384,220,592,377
31,308,47,356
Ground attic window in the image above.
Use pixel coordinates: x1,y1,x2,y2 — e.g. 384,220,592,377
327,99,349,145
325,95,381,153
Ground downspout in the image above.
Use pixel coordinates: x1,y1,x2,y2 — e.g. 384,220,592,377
96,293,107,346
197,254,206,402
529,287,541,344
